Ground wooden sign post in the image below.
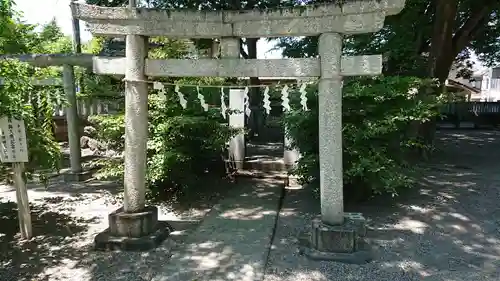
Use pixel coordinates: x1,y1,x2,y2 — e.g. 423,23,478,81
0,116,32,239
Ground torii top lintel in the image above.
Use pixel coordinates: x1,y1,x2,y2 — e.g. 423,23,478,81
71,0,405,38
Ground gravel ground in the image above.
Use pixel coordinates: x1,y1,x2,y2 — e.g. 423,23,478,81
0,173,232,281
3,130,500,281
264,130,500,281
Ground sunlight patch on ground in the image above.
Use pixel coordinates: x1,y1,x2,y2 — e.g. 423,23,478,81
408,205,434,213
220,207,274,220
449,212,471,221
394,217,429,234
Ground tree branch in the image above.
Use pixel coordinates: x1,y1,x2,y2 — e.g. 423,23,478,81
427,0,458,78
451,6,491,56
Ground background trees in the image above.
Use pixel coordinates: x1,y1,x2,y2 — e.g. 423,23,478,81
2,0,498,200
277,0,500,82
0,1,69,182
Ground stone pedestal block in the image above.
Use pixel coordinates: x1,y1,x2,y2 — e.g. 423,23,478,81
94,206,171,251
299,213,372,264
109,206,158,237
60,168,92,182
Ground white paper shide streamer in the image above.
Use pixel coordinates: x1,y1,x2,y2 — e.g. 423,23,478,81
243,87,251,117
153,81,166,100
263,86,271,115
299,83,308,111
174,85,188,109
197,86,209,111
281,85,290,111
220,87,227,119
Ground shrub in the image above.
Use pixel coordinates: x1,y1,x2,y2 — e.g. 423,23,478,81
88,85,238,199
0,60,63,184
284,76,441,201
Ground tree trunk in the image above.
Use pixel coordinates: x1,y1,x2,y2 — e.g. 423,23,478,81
420,1,493,153
418,0,457,155
427,0,458,82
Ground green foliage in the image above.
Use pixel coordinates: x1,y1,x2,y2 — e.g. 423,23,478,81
0,7,72,55
277,0,500,79
149,37,190,59
88,87,238,198
83,37,107,54
0,0,38,54
284,76,442,200
0,60,62,182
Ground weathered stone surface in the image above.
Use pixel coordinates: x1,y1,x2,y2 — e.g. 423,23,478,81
94,206,171,251
93,56,382,78
300,241,372,264
83,125,97,137
80,136,90,148
63,64,82,175
95,220,171,251
80,136,107,154
0,53,93,67
108,206,158,238
60,168,93,182
310,217,356,253
318,33,344,225
72,0,406,37
299,215,372,264
72,1,406,22
123,34,148,213
87,138,106,152
344,212,367,237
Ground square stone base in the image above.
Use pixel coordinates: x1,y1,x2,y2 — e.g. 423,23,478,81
61,168,92,182
299,213,373,264
94,206,171,251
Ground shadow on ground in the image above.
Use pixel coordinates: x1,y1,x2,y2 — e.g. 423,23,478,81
264,130,500,281
71,178,283,281
0,173,243,281
5,130,499,281
0,200,99,281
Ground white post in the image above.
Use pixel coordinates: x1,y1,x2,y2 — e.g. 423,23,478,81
229,89,246,169
13,162,32,239
221,37,244,169
318,33,344,225
283,126,300,169
123,30,148,212
62,64,82,173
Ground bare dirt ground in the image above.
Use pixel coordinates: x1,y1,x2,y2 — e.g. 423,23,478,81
2,130,500,281
264,130,500,281
0,172,233,281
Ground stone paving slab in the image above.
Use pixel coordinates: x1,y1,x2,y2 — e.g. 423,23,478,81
152,178,284,281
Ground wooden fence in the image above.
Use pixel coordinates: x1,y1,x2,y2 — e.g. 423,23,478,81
438,102,500,129
52,98,122,141
52,98,122,119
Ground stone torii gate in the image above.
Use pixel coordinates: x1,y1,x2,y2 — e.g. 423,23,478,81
72,0,405,260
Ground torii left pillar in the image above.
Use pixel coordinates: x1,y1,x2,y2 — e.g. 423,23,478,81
93,0,170,251
60,2,92,182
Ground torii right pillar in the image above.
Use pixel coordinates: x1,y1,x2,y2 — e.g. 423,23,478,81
302,32,372,263
304,33,379,263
